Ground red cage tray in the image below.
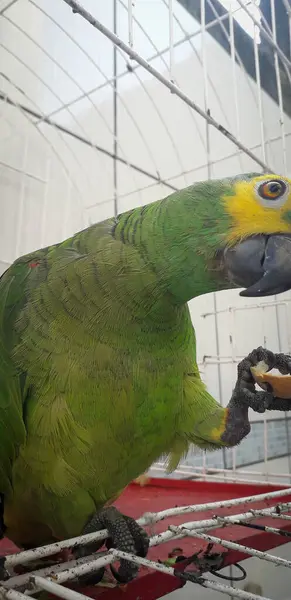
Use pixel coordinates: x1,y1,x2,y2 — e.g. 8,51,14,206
1,478,291,600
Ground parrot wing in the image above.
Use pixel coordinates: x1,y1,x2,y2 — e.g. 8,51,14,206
0,238,84,496
0,261,30,495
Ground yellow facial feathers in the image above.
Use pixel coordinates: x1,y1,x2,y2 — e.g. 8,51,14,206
223,174,291,244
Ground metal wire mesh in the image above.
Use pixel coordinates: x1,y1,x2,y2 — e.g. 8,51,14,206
0,487,291,600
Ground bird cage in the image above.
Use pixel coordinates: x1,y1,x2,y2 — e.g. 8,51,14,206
1,0,291,598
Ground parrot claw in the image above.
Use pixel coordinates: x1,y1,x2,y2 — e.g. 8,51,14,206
0,557,9,581
74,506,149,584
238,347,291,380
234,347,291,413
235,387,273,413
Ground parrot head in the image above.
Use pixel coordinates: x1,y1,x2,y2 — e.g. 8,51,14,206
113,172,291,303
220,173,291,297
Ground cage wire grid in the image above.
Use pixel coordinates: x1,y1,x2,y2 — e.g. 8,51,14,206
1,486,291,600
0,0,290,231
2,0,291,599
1,0,290,209
153,296,291,487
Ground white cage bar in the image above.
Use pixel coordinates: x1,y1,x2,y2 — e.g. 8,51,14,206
1,488,291,600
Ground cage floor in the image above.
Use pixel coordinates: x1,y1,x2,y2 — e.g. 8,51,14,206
1,478,291,600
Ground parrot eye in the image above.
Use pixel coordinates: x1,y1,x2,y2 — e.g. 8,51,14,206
259,180,285,199
255,178,289,208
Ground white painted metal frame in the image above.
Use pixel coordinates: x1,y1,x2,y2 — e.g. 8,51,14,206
60,0,272,172
0,488,291,600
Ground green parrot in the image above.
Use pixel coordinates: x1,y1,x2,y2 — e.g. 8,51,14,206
1,172,291,583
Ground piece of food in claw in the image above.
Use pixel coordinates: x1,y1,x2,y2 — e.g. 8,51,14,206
251,361,291,399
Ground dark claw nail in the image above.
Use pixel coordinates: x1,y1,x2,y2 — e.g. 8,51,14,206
110,563,136,583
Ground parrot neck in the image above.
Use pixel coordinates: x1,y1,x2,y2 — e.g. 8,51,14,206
113,187,234,305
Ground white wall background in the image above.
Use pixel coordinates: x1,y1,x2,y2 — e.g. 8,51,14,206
1,0,291,597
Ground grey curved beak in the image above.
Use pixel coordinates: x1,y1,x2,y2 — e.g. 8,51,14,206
223,234,291,297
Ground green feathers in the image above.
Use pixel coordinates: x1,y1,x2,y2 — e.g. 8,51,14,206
0,177,258,545
0,272,26,495
112,181,235,302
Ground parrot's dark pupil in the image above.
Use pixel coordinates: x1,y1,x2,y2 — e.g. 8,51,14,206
269,183,281,193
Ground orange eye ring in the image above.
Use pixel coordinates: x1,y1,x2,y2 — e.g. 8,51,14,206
258,179,286,201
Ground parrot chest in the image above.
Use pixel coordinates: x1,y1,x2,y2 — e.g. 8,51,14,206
8,307,197,542
6,363,189,543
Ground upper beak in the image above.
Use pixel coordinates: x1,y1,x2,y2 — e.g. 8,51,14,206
223,234,291,297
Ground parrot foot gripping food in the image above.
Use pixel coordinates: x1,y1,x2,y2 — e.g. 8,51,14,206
218,346,291,447
74,506,149,584
233,346,291,413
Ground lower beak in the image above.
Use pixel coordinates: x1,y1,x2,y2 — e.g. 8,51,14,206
223,234,291,297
